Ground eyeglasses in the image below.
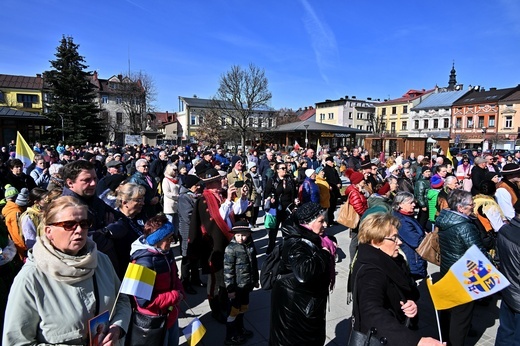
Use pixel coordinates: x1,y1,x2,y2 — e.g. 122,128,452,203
383,234,402,243
49,219,91,231
140,165,149,168
278,167,287,170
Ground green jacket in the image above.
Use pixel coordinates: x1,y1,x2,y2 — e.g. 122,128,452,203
414,176,430,208
427,189,440,222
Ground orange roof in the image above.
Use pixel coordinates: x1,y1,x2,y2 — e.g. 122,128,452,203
378,88,435,105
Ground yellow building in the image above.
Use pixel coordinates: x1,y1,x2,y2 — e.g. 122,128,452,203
498,90,520,150
0,74,44,114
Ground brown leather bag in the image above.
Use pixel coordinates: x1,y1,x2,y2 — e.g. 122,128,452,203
416,227,440,266
337,195,360,229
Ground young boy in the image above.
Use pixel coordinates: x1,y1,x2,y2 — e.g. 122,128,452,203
223,221,259,345
1,185,28,259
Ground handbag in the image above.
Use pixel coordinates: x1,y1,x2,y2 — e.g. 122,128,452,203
337,195,360,229
128,309,168,346
264,209,278,229
416,227,440,266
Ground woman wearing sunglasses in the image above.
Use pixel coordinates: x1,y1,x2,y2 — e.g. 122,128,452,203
3,196,130,345
349,212,443,346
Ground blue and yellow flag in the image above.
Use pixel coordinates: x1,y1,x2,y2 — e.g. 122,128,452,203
15,131,34,172
427,245,510,310
119,263,156,300
183,317,206,346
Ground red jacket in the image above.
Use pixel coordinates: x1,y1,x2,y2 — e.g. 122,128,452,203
345,184,368,216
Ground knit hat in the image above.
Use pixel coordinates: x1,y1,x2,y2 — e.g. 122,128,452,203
422,167,431,174
315,166,324,174
305,169,315,178
388,164,399,174
4,184,18,200
501,163,520,176
146,222,175,246
349,171,364,185
231,220,252,233
378,182,390,195
231,156,242,168
295,202,325,224
247,161,257,170
430,175,444,189
325,156,334,162
15,188,29,207
184,174,201,189
402,159,410,166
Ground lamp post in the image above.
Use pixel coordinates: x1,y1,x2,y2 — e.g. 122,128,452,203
57,114,64,142
304,124,309,148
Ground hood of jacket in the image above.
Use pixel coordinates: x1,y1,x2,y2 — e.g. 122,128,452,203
1,200,22,217
130,236,167,259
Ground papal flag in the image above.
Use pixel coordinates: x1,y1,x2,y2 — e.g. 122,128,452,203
119,263,156,300
183,317,206,346
15,131,34,172
427,245,510,310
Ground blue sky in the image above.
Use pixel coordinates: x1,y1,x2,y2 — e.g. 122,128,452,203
2,0,520,112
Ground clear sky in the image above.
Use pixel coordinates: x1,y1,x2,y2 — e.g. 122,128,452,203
2,0,519,112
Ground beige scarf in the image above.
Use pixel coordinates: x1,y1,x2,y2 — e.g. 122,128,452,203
32,236,98,284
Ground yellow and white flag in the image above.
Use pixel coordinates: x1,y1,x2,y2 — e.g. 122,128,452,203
119,263,156,300
183,317,206,346
427,245,510,310
15,131,34,172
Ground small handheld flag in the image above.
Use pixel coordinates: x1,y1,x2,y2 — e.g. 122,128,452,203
427,245,510,310
119,263,156,300
183,317,206,346
15,131,35,172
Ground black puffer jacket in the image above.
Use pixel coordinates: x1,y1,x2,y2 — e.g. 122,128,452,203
436,209,488,276
223,238,259,293
414,175,430,208
497,218,520,313
269,222,331,345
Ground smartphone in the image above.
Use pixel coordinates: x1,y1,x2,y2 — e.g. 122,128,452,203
234,180,245,188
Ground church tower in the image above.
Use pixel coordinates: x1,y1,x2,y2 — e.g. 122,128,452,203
447,62,457,90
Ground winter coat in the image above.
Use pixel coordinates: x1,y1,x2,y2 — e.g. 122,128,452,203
393,211,427,278
323,165,341,198
245,171,262,207
1,201,26,259
127,171,158,217
30,167,49,189
130,237,184,329
301,177,320,204
224,238,259,293
4,171,36,193
397,177,414,194
162,177,180,214
3,248,130,345
352,243,422,346
178,186,198,257
315,175,331,209
436,209,489,276
269,222,331,345
414,176,430,208
456,163,473,192
427,189,440,222
497,218,520,313
345,184,368,216
264,175,297,212
470,165,488,195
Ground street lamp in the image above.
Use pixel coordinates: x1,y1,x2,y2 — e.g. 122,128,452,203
304,124,309,148
57,114,65,142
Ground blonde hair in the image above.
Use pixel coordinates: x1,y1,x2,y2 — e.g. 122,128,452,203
358,212,400,244
385,157,395,168
43,196,87,226
115,182,146,208
164,163,178,178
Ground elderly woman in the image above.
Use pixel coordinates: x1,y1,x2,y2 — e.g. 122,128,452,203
3,196,130,345
392,192,427,280
162,163,180,234
103,182,146,279
436,189,490,345
351,212,443,346
129,214,184,346
270,202,333,345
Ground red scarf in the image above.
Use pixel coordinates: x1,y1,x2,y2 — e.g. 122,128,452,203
398,209,415,217
202,189,234,241
166,177,178,184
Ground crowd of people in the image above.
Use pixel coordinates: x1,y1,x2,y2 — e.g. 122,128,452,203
0,139,519,345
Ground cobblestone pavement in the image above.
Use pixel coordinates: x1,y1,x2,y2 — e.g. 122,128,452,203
175,211,501,346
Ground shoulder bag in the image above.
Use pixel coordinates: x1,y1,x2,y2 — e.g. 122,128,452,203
338,194,360,229
415,227,440,266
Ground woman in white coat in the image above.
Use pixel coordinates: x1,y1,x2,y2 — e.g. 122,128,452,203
162,163,180,237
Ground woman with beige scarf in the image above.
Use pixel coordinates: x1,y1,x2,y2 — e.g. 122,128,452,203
3,196,130,346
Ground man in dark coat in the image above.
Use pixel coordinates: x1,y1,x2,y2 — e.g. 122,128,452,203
322,156,341,225
470,156,488,196
127,158,159,218
149,150,169,184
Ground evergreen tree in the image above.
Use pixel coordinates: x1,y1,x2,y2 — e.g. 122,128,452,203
44,36,105,145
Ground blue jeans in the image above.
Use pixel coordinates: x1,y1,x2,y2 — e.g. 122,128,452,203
163,320,179,346
496,301,520,346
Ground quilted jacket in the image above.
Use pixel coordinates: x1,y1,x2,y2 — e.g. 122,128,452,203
345,184,368,216
435,209,488,276
223,238,259,293
414,176,430,208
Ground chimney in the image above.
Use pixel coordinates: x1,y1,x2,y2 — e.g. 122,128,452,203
36,73,42,78
489,87,497,91
117,74,123,80
92,71,98,81
352,96,356,99
367,97,372,100
345,95,348,99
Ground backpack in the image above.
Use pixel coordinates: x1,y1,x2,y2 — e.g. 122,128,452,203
260,242,284,290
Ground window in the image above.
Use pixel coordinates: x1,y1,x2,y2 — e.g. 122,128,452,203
268,118,273,127
505,116,513,128
357,125,363,130
190,115,196,125
357,113,363,120
423,120,428,129
443,118,449,128
489,116,495,128
328,113,334,119
257,119,262,128
116,112,123,124
348,112,353,119
348,124,352,128
467,118,474,128
390,122,396,132
249,118,254,127
401,121,407,130
367,125,373,132
221,116,226,126
433,119,438,128
0,91,4,103
320,113,325,121
392,106,397,114
403,105,408,113
17,94,38,108
414,120,419,129
456,118,462,128
478,116,484,128
101,95,109,104
116,97,122,104
381,108,386,116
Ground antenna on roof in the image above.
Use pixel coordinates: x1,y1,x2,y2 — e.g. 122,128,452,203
128,45,131,76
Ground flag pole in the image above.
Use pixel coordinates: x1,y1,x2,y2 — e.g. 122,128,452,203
109,291,122,320
428,276,443,344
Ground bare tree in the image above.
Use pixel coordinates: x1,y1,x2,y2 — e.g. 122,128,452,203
367,112,385,135
195,108,223,147
214,64,272,148
274,108,300,126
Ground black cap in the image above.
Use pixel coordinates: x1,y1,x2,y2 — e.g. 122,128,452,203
183,174,201,189
295,202,325,224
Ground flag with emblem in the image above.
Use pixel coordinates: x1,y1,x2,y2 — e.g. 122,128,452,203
427,245,510,310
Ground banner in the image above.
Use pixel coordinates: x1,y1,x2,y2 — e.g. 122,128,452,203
427,245,510,310
15,131,35,172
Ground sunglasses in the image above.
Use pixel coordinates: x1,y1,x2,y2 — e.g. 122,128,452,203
49,219,91,231
278,167,287,170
